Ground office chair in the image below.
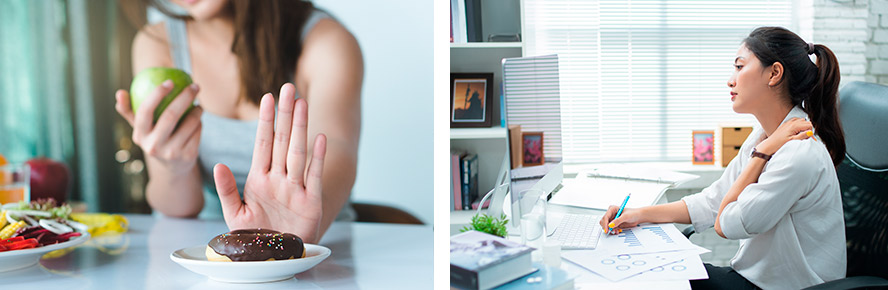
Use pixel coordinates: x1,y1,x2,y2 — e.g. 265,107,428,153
352,202,423,225
682,82,888,289
805,81,888,289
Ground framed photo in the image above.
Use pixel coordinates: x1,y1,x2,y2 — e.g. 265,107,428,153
522,132,544,167
692,130,715,165
451,73,494,128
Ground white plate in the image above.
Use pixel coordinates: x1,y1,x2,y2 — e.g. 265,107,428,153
170,244,331,283
0,232,91,272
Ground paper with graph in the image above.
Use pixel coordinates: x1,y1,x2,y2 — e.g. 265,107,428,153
562,223,709,282
595,223,703,255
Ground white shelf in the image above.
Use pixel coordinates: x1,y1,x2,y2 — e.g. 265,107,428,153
450,127,508,139
449,42,523,49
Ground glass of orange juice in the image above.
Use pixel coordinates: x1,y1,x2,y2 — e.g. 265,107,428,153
0,163,30,205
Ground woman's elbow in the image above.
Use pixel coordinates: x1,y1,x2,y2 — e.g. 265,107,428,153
714,222,727,238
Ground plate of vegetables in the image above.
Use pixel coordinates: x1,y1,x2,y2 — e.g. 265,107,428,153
0,199,90,272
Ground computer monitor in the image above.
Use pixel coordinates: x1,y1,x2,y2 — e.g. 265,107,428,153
489,54,564,234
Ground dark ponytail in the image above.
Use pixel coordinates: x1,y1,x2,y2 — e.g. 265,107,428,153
809,44,845,167
743,27,846,166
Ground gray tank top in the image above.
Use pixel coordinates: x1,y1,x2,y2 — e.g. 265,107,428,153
164,10,355,221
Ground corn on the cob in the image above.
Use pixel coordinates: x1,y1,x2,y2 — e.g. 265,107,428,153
0,220,25,240
0,210,7,229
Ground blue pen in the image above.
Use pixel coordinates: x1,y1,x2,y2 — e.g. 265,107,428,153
608,193,631,235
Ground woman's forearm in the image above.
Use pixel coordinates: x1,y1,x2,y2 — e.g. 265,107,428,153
714,157,766,237
641,200,692,224
144,158,205,217
316,143,357,238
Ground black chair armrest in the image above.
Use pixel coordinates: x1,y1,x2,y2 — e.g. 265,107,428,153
803,276,888,290
682,225,696,238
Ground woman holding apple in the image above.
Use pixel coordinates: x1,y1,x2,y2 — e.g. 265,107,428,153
113,0,362,244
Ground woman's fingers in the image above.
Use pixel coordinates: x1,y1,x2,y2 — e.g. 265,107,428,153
305,134,327,196
611,213,629,230
115,90,135,126
286,98,309,185
600,205,618,232
165,106,203,150
134,80,174,137
250,94,276,173
792,130,812,141
271,84,297,174
182,122,202,160
152,84,199,144
214,163,244,221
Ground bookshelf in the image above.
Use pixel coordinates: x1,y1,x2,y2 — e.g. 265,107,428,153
450,127,508,139
450,127,508,211
450,0,523,211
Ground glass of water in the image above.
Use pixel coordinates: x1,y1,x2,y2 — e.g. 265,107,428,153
518,188,547,261
0,163,30,205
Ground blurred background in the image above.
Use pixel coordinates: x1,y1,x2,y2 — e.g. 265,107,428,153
0,0,433,224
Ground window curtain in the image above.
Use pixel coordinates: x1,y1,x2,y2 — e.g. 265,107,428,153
524,0,807,163
0,0,136,212
0,0,75,167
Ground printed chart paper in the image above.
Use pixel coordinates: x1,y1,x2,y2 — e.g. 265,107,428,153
561,223,709,282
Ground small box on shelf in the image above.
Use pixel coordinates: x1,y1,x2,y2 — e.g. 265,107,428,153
715,125,753,167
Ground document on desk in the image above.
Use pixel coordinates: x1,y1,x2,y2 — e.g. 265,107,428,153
568,255,706,289
561,223,709,282
581,165,699,185
593,223,704,255
550,178,672,210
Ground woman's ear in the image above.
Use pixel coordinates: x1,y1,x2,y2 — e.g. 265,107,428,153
768,62,784,87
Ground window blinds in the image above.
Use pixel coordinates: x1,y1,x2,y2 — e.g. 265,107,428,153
503,54,563,161
523,0,794,163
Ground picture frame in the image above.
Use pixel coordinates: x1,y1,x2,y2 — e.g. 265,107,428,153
451,73,494,128
521,132,544,167
692,130,715,165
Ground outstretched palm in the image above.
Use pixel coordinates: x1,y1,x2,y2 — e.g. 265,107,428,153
213,83,326,244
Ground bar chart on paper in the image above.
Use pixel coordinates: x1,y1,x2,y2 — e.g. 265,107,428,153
642,226,673,244
617,229,642,247
598,224,693,254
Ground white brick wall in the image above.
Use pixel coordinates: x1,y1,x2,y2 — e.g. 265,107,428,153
866,0,888,85
813,0,888,86
813,0,870,86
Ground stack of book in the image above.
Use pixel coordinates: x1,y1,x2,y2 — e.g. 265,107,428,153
450,231,535,289
451,150,482,211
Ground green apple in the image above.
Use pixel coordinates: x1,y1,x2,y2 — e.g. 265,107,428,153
129,67,194,123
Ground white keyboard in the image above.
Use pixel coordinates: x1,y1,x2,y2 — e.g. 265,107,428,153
550,213,603,249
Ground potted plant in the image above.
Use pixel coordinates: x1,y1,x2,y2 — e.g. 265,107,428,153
460,213,509,238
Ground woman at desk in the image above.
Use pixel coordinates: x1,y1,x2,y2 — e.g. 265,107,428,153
114,0,362,244
600,27,846,289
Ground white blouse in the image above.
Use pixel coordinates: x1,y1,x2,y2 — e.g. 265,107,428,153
682,106,846,289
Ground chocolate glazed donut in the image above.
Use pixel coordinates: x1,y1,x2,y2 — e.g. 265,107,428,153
206,229,306,262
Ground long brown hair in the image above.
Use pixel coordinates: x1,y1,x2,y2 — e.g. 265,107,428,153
743,26,846,166
142,0,314,105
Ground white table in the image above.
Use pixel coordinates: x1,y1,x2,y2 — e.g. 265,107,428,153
1,214,433,289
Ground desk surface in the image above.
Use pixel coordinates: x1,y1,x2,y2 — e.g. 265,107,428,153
2,214,433,289
450,188,693,289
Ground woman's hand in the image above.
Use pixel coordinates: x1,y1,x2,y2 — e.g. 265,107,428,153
599,206,644,235
756,117,813,155
115,80,203,174
213,83,327,244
